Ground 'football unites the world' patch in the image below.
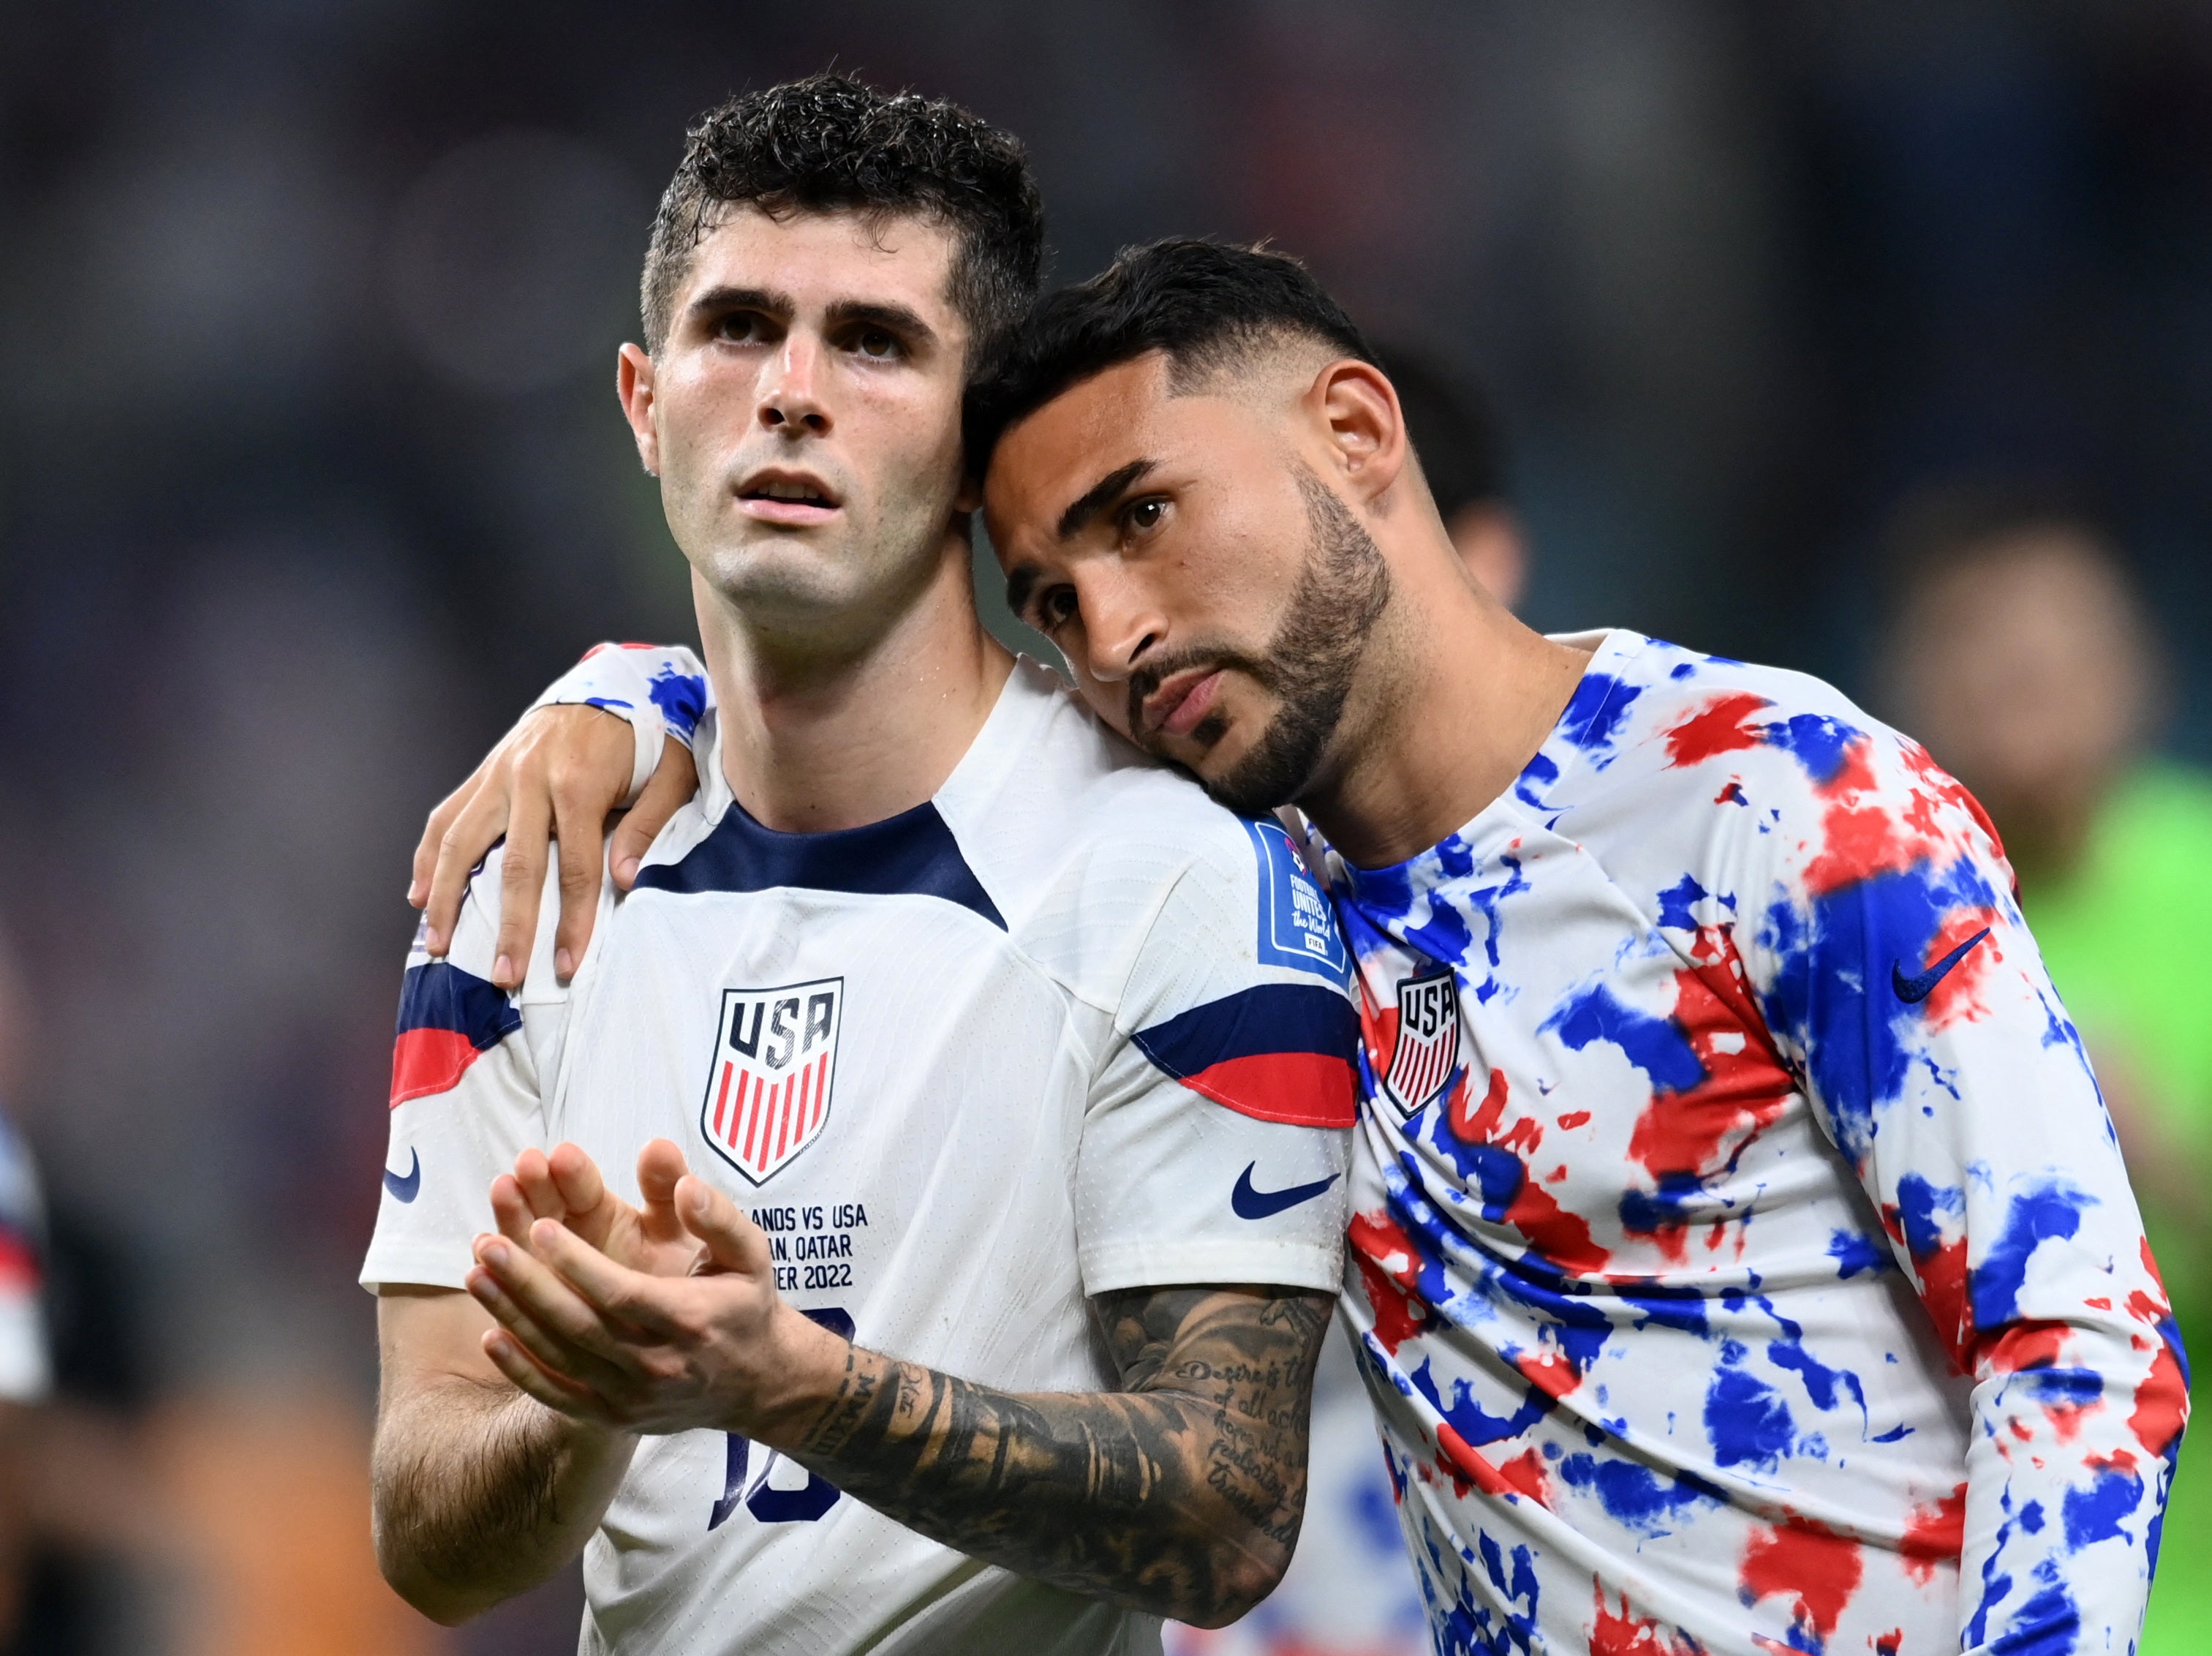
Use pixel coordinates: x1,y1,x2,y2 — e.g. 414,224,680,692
700,979,844,1184
1246,818,1351,984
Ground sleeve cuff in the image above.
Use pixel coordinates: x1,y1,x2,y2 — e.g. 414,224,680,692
360,1246,475,1295
528,643,692,805
1080,1237,1345,1298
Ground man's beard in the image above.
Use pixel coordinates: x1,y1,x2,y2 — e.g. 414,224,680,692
1127,469,1392,816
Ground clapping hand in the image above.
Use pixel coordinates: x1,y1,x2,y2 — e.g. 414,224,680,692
464,1142,843,1441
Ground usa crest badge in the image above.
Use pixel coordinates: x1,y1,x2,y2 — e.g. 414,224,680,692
1383,970,1462,1116
700,979,844,1184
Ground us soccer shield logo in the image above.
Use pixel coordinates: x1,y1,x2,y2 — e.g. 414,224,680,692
699,979,844,1184
1383,970,1463,1116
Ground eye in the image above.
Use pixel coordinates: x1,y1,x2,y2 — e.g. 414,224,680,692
1036,587,1079,631
1122,497,1168,536
853,327,902,359
712,310,771,345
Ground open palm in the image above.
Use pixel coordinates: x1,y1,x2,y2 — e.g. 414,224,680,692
490,1139,704,1279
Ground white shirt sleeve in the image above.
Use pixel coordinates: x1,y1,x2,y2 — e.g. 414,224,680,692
1076,822,1358,1297
529,642,711,803
360,848,595,1292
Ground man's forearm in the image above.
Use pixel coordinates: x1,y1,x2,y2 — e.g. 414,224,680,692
774,1286,1329,1627
372,1373,635,1625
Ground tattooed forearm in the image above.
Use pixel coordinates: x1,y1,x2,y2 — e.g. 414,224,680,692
782,1284,1333,1625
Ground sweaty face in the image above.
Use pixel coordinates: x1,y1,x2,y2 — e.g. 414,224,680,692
633,208,972,625
985,354,1391,813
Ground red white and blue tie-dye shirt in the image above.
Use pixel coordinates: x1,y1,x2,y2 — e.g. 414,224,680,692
1312,629,2188,1656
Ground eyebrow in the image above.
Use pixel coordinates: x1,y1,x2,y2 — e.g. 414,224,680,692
1055,459,1157,542
684,285,793,325
1004,562,1042,619
683,288,939,351
824,298,938,348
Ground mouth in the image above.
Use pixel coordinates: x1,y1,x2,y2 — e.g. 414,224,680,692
736,468,842,527
1140,667,1226,741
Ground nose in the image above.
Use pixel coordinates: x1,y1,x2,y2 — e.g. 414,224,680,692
758,334,831,437
1075,568,1165,688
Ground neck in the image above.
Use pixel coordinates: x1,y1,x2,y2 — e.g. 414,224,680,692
1300,534,1591,868
693,535,1013,832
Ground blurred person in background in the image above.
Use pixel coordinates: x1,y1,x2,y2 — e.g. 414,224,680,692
0,1106,50,1645
0,931,178,1656
1884,484,2211,1653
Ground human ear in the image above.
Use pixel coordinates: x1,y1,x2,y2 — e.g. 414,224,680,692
1309,360,1408,506
617,344,661,477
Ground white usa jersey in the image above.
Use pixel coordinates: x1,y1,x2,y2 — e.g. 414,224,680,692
361,655,1359,1656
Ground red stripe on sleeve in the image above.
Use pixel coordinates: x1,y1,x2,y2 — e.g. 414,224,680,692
390,1028,486,1107
1176,1050,1357,1129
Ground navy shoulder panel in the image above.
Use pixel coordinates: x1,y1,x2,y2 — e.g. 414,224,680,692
635,798,1005,929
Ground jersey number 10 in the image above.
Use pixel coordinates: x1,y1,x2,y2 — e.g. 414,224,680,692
709,1306,854,1530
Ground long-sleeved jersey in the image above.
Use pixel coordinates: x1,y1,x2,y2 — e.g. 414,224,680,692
1314,629,2186,1656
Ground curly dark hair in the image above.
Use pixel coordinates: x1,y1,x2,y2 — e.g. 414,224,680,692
641,73,1044,364
966,238,1375,466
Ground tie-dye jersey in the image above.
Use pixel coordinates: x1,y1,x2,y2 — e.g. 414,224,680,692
1310,630,2188,1656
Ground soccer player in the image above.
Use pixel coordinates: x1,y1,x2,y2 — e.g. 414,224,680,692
966,242,2186,1654
483,241,2189,1652
0,1107,49,1638
366,83,1359,1654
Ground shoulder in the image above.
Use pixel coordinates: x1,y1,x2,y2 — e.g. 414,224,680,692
1535,634,2007,914
937,660,1269,924
937,662,1345,1000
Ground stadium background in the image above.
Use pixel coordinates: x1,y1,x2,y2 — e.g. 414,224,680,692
0,3,2207,1652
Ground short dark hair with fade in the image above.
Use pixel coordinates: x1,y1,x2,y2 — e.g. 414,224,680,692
967,238,1377,466
641,73,1044,361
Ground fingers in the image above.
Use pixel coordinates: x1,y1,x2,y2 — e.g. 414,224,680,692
551,781,614,983
611,740,699,890
489,1174,540,1249
636,1140,693,1249
423,774,516,958
512,1147,570,1220
472,1230,660,1366
635,1140,690,1208
468,1257,626,1395
491,776,553,991
480,1322,611,1420
411,753,492,910
676,1176,771,1277
524,1219,682,1340
548,1142,609,1219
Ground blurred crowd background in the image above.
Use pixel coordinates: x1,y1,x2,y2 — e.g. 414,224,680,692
1,3,2208,1652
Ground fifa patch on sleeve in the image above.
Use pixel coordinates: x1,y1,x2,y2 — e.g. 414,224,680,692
1246,818,1350,985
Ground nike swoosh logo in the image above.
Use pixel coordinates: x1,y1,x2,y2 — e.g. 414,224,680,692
1231,1162,1340,1222
1892,927,1991,1004
383,1149,421,1204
